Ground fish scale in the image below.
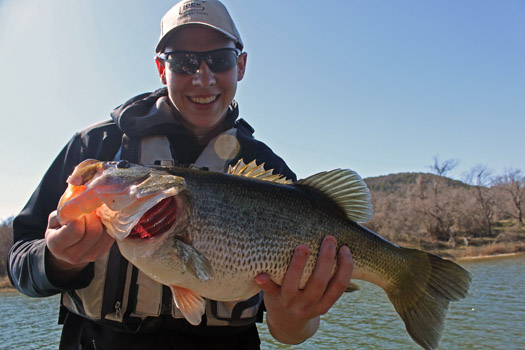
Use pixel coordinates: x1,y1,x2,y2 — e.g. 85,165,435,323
57,159,472,350
168,170,398,297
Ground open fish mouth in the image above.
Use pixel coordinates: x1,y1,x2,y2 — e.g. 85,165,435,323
128,197,178,239
56,159,186,241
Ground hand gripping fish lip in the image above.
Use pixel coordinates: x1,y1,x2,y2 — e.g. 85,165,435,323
56,159,186,240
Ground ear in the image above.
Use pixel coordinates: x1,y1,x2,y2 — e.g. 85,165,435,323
236,52,247,82
155,57,167,85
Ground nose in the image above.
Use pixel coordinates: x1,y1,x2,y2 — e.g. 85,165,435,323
192,61,216,87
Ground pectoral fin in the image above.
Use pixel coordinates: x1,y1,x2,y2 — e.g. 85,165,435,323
170,286,206,326
175,240,214,282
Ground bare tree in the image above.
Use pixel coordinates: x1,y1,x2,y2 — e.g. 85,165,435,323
415,156,458,242
430,155,458,177
494,168,524,226
464,165,496,236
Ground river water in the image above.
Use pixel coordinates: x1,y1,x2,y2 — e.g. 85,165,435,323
1,255,523,349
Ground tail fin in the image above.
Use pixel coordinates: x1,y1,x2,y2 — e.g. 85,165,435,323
386,248,471,350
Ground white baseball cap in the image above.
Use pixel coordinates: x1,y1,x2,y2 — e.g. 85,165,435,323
156,0,243,53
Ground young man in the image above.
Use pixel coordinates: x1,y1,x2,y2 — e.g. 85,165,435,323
8,1,353,349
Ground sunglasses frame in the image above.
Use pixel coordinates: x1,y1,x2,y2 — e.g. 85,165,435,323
158,48,242,75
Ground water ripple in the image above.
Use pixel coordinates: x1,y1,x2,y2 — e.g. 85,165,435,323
1,255,524,349
0,293,62,349
258,255,525,349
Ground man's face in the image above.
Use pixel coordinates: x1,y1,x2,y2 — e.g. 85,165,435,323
156,25,247,137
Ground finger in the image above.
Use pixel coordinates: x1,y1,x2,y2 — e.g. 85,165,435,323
61,214,107,264
89,219,115,255
46,216,87,254
280,245,310,300
302,236,338,302
317,246,354,315
254,273,281,296
84,212,104,236
79,231,115,263
47,211,61,229
99,232,116,252
79,213,114,261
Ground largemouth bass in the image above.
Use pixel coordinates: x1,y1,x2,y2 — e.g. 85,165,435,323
57,159,471,350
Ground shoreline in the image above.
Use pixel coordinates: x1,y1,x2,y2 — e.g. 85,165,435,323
0,277,16,293
2,252,524,294
456,252,524,262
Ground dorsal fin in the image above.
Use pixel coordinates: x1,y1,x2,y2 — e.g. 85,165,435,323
228,159,292,184
296,169,373,223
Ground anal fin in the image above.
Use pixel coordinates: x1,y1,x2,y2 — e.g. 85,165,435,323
170,285,206,326
345,281,360,292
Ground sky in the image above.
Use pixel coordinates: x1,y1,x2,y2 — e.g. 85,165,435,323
0,0,524,220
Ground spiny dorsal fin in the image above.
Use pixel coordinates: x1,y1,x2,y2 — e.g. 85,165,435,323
228,159,292,184
296,169,373,223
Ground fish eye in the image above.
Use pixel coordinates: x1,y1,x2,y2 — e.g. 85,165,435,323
117,160,130,169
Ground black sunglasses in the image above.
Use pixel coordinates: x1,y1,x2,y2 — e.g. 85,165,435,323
158,48,241,75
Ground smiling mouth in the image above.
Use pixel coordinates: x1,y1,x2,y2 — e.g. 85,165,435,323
189,95,218,104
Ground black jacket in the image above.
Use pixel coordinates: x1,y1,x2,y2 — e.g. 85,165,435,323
7,88,296,349
8,87,295,297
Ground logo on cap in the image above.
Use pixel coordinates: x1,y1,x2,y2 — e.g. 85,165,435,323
180,1,207,14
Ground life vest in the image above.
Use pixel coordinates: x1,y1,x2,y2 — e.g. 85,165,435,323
61,125,263,329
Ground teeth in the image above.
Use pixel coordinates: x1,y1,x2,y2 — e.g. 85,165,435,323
190,96,217,104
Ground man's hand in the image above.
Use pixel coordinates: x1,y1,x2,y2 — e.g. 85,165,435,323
254,235,354,344
45,210,114,283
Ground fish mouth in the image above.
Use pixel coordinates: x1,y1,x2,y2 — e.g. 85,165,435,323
128,196,178,239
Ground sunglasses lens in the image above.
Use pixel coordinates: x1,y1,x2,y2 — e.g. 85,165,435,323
164,49,239,75
206,50,238,73
167,53,200,74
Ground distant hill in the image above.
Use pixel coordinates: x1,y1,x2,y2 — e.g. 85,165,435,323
360,171,524,258
364,172,467,195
